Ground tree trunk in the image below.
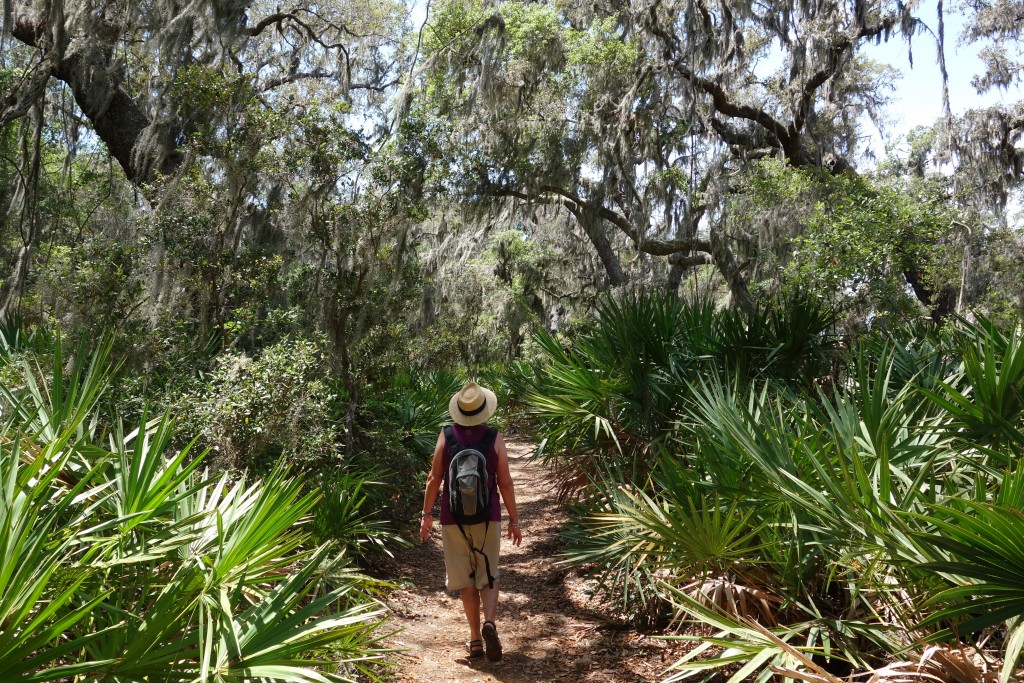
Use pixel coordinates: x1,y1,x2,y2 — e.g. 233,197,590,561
0,245,32,319
11,5,182,186
710,226,756,316
577,211,627,288
904,265,957,323
666,252,713,297
0,101,43,320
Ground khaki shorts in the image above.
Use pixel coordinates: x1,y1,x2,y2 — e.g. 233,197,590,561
442,521,501,591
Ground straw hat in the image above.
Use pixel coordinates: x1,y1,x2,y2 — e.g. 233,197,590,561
449,382,497,426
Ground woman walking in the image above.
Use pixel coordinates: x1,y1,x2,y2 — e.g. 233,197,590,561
419,381,522,662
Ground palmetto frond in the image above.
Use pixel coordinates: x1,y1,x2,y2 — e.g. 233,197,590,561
772,645,996,683
924,319,1024,462
561,455,767,625
907,498,1024,682
685,577,781,626
393,369,464,458
0,341,390,681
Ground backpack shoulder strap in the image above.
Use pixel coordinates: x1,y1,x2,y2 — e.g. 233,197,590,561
443,425,459,455
479,427,498,450
480,427,499,493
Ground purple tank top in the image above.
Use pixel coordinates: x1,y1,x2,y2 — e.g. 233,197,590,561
440,424,501,525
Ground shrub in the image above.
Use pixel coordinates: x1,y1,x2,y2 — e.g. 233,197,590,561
175,336,340,471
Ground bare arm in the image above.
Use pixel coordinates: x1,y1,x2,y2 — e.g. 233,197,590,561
494,434,522,546
419,431,445,542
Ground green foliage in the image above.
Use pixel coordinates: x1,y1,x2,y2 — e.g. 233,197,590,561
36,239,144,335
176,337,339,471
927,317,1024,459
0,332,115,443
563,457,764,626
499,2,564,58
737,158,966,323
797,179,940,290
660,589,844,683
525,292,837,496
565,17,640,76
6,0,1024,676
539,300,1024,679
309,469,407,561
0,337,390,681
916,500,1024,631
392,369,465,458
910,493,1024,682
418,0,645,194
422,0,489,55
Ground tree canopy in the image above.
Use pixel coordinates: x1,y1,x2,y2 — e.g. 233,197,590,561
1,0,1023,357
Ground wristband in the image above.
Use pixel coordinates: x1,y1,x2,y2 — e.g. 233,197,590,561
420,511,432,518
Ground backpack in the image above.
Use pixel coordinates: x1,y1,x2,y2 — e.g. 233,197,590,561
444,425,497,526
443,425,499,588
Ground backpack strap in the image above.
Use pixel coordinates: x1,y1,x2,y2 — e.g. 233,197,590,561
443,425,461,456
456,519,496,590
480,427,498,495
446,425,494,453
479,426,498,451
442,425,468,486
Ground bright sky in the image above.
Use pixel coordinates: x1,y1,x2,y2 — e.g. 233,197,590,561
862,9,1022,160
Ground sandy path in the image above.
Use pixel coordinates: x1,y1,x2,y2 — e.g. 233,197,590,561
378,437,676,682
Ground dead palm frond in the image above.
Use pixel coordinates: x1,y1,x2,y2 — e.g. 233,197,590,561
773,644,997,683
685,576,781,626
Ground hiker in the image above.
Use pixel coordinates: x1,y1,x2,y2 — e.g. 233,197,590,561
419,381,522,662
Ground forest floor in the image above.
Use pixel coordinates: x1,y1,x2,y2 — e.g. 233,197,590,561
374,436,689,682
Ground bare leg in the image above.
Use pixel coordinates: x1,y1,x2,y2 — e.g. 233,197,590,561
480,581,503,661
460,587,482,641
481,581,500,624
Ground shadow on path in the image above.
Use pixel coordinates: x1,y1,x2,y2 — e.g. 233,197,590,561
375,438,677,682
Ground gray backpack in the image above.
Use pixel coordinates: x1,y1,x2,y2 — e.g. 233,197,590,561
444,426,497,525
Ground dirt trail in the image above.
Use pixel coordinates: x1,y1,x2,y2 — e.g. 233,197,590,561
379,436,679,682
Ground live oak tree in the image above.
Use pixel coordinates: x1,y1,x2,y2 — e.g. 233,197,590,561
0,1,442,460
405,0,1022,320
1,0,410,327
938,0,1024,208
1,0,419,354
2,0,402,183
1,0,1022,355
403,0,896,308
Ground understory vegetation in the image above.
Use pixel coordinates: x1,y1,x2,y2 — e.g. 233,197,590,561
0,333,395,681
7,290,1024,681
523,294,1024,682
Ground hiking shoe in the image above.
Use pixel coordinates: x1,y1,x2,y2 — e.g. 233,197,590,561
467,639,484,659
481,620,502,662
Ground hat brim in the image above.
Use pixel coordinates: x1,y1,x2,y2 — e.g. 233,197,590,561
449,386,498,426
